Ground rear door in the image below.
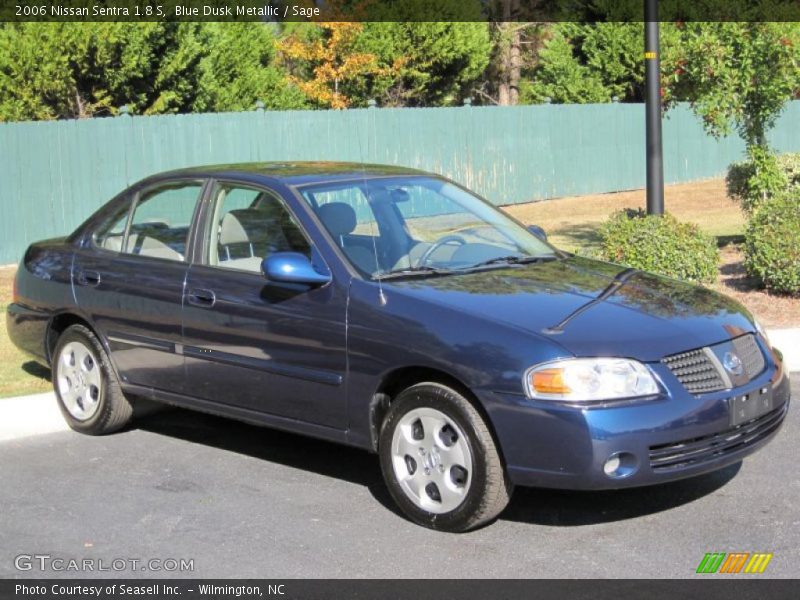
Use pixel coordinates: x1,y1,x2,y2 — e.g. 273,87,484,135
181,181,349,428
73,179,206,394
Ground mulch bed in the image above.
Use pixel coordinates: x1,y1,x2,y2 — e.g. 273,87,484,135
714,244,800,329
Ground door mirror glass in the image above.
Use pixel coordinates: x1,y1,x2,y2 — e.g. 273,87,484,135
527,224,547,241
262,252,331,286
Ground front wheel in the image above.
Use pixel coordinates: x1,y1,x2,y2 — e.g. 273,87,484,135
379,382,512,532
52,324,133,435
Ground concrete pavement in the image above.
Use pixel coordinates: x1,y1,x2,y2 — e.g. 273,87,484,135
0,373,797,579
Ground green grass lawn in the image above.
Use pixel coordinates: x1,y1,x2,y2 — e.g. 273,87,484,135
0,178,747,399
0,267,52,398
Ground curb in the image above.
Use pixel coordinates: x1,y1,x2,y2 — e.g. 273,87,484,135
767,328,800,374
0,392,66,443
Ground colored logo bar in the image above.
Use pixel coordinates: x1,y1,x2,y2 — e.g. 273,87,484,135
696,552,773,574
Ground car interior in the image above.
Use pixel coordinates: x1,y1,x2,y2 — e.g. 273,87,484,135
211,187,311,273
301,181,530,277
94,178,544,279
97,219,189,261
94,184,201,261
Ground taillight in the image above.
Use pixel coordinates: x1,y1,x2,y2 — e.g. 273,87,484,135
12,271,19,304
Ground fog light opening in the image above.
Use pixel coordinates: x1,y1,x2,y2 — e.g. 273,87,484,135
603,452,637,479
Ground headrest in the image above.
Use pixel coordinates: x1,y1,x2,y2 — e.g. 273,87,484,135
317,202,357,237
219,211,249,245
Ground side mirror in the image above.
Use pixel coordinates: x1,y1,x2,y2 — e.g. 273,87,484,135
527,224,548,241
261,252,331,286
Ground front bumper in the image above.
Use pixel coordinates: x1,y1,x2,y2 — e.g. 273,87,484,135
482,356,791,490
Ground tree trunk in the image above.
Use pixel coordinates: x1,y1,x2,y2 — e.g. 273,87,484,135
496,0,521,106
509,25,521,105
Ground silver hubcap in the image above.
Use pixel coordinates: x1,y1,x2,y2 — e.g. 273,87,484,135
57,341,102,421
391,407,473,514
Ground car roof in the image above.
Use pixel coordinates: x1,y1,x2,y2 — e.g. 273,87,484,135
140,161,431,187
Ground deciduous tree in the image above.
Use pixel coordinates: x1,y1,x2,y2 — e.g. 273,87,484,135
664,22,800,149
279,22,393,109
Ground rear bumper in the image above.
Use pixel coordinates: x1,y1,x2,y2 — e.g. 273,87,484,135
6,302,50,365
482,363,791,490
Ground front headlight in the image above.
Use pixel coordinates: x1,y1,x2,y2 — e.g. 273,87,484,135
524,358,659,402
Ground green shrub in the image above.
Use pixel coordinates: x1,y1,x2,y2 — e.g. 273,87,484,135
599,210,719,283
727,150,799,212
744,190,800,296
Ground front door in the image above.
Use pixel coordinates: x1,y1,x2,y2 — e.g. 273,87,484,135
73,180,205,394
181,182,348,429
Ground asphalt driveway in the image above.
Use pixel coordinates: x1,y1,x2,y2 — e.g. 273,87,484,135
1,374,797,579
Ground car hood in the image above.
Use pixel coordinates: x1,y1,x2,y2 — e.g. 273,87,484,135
385,256,755,362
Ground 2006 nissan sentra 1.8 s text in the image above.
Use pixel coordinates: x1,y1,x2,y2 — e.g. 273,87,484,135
7,163,791,532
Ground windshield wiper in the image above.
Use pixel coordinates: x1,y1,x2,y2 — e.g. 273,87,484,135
374,265,454,281
461,254,558,270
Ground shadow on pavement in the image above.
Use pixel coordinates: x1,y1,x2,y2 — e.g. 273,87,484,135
502,462,740,526
135,406,400,514
135,406,741,528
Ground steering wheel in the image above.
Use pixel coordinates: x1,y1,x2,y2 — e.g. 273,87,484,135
415,234,466,268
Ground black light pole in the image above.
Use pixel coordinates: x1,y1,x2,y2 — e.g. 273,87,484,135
645,0,664,215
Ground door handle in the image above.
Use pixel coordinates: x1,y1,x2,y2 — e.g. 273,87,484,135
77,270,101,287
187,288,216,308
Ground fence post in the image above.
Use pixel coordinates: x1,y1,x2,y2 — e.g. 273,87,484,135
254,100,265,112
367,99,377,109
117,105,131,117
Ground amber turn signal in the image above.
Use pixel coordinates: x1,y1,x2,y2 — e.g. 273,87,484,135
531,368,571,395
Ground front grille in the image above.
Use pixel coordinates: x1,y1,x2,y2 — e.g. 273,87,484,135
662,348,726,394
732,334,766,380
649,404,787,472
662,334,766,395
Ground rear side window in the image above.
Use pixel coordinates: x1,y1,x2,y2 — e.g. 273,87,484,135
93,208,129,252
93,182,202,261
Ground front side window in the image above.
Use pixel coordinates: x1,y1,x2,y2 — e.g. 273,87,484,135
93,182,202,261
299,176,556,277
207,184,311,273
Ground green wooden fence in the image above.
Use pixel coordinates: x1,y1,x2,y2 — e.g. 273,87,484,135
1,101,799,265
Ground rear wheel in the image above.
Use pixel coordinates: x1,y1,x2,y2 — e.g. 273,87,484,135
379,382,512,532
52,324,133,435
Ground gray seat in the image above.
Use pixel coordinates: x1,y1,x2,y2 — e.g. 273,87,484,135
317,202,377,275
219,211,254,259
102,232,182,261
136,235,183,261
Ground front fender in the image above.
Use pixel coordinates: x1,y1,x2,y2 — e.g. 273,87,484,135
344,279,569,449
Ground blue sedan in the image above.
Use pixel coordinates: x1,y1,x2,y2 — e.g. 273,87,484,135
7,163,790,532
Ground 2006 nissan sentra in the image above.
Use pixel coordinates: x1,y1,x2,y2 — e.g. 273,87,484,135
7,162,791,532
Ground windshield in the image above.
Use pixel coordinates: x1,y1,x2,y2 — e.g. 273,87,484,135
298,176,557,278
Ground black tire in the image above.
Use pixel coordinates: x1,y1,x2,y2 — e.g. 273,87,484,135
379,382,513,532
52,324,133,435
